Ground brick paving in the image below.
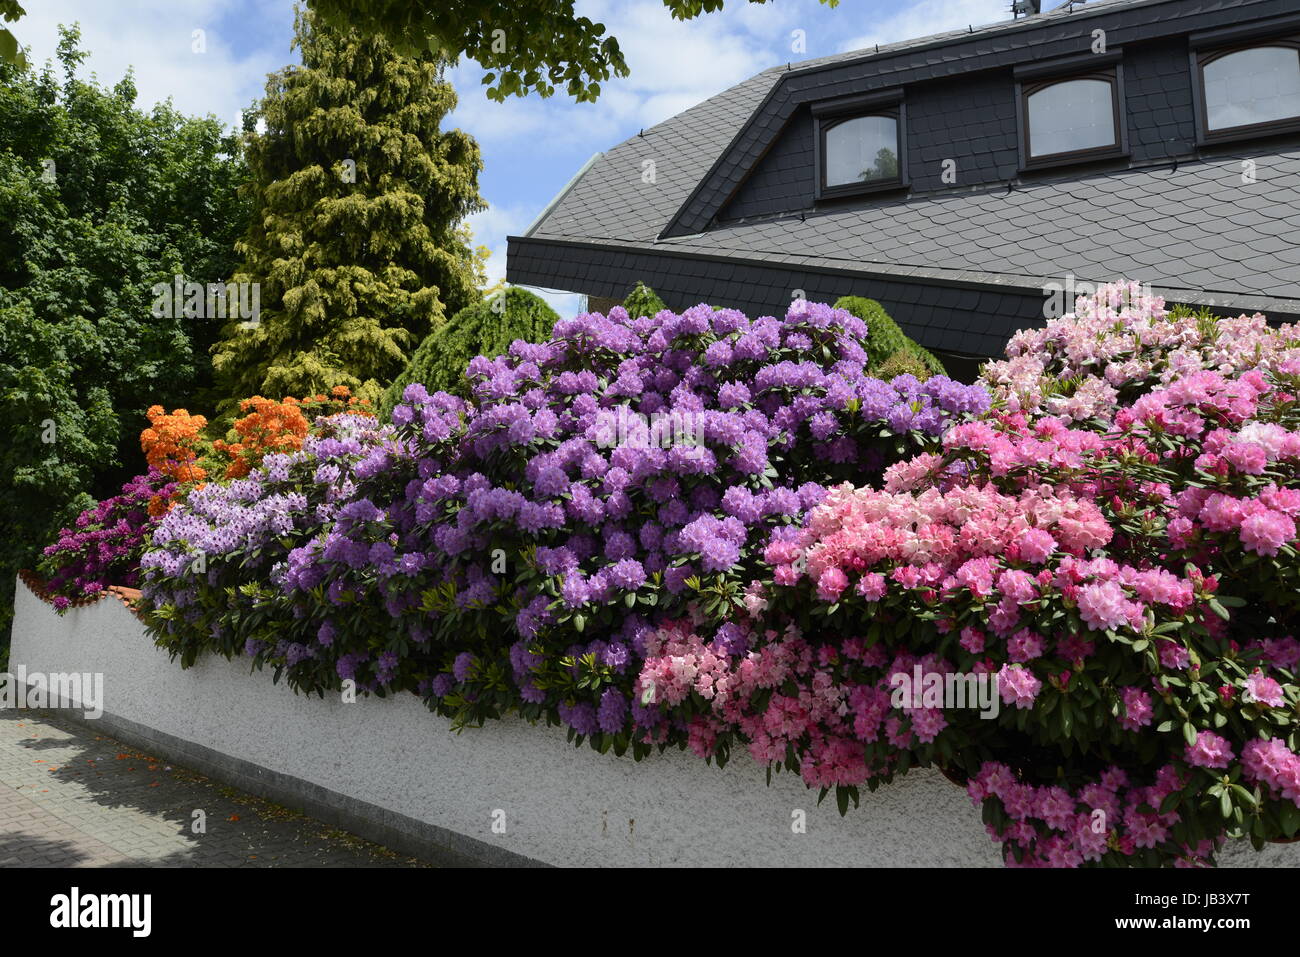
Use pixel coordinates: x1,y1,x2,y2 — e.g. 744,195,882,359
0,708,429,867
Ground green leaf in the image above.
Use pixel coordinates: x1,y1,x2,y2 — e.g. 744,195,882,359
1281,801,1300,838
0,28,24,69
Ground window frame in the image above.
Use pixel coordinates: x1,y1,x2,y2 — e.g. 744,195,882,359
1191,36,1300,146
811,88,908,201
1016,67,1127,171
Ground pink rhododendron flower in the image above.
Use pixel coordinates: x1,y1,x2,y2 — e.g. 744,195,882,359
998,664,1041,709
1077,580,1135,631
1243,669,1285,708
1185,731,1233,769
1119,687,1154,731
1016,527,1057,564
1239,508,1295,556
816,566,849,601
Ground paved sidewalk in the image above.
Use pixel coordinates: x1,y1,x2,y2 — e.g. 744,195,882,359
0,708,428,867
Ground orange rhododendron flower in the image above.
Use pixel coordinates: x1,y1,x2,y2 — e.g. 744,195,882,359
140,407,208,485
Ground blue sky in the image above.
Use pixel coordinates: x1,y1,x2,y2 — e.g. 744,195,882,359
15,0,1068,315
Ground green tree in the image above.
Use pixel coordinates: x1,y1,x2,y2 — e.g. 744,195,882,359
0,1,25,70
308,0,840,102
0,26,248,645
381,287,558,414
213,8,485,410
622,281,667,319
834,295,945,377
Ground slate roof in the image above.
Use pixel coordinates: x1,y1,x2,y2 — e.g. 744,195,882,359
511,0,1300,338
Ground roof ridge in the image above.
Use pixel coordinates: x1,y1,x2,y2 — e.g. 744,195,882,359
777,0,1175,76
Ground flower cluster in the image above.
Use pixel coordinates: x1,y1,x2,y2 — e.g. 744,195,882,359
213,387,375,479
727,286,1300,865
141,406,208,484
134,300,989,740
983,281,1300,423
122,286,1300,867
212,396,311,479
38,469,178,606
739,462,1298,863
968,762,1223,868
136,414,398,687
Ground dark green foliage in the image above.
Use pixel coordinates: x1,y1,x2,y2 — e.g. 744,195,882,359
0,1,24,71
0,27,247,641
212,9,485,410
1165,303,1220,322
622,281,666,319
834,295,945,377
381,287,558,414
309,0,842,102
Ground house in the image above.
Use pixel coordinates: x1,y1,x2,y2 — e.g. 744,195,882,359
506,0,1300,375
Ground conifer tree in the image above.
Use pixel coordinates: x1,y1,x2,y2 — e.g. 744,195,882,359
622,281,667,319
380,287,558,414
213,8,485,407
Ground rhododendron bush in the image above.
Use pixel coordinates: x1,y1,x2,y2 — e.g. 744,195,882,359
136,300,987,741
727,286,1300,866
139,413,397,676
111,286,1300,867
38,389,378,605
983,282,1300,423
37,469,179,608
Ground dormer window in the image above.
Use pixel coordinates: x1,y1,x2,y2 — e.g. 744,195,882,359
812,89,906,200
1020,71,1124,167
824,115,899,188
1196,40,1300,141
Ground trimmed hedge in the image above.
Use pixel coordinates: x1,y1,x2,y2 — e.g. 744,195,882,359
834,296,945,377
380,287,558,415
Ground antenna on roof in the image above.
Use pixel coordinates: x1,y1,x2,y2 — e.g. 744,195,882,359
1010,0,1041,18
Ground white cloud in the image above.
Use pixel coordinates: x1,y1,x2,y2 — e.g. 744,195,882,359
463,204,582,319
14,0,291,128
465,203,530,285
840,0,1012,53
446,0,792,150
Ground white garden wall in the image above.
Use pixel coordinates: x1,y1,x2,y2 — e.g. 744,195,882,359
10,578,1299,867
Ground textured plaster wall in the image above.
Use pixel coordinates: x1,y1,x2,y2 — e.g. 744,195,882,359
11,579,1299,867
